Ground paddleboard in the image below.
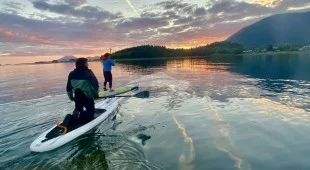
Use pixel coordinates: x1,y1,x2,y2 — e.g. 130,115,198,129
99,83,139,98
30,84,138,152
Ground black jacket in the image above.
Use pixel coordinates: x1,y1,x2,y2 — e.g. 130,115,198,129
66,66,99,99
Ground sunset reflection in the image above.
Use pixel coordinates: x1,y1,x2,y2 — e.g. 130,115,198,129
166,58,230,73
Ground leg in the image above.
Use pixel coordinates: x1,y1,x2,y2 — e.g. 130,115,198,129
75,90,95,124
74,89,84,112
109,73,112,89
103,81,107,90
108,72,113,90
62,114,72,127
103,72,108,90
84,98,95,121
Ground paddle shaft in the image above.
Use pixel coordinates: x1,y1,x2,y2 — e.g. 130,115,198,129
98,90,149,99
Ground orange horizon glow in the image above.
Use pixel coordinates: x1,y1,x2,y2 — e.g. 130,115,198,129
0,28,54,45
166,35,229,49
0,33,228,65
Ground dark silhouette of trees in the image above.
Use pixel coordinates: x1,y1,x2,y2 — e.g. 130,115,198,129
112,42,244,58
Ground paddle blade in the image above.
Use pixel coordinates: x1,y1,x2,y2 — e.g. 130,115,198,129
134,91,150,98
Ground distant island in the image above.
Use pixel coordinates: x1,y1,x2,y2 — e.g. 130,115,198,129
34,55,100,64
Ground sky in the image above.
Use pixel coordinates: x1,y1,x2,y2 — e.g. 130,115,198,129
0,0,310,62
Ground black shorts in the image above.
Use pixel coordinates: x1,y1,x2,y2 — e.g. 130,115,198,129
103,71,112,82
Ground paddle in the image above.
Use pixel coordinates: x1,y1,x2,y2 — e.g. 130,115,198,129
98,90,150,99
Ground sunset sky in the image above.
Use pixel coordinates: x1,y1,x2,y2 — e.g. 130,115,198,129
0,0,310,63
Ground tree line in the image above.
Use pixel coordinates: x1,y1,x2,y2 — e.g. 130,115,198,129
112,42,244,59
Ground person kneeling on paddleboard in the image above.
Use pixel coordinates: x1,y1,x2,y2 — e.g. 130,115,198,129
62,58,99,131
101,53,115,92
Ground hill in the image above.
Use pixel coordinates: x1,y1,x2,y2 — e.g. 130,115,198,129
112,42,244,59
227,11,310,47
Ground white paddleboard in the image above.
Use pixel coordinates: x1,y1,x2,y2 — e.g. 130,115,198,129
30,84,138,152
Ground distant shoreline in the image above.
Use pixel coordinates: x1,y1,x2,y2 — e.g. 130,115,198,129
242,50,310,56
1,51,309,67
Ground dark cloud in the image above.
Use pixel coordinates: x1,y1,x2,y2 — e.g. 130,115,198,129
32,1,121,21
156,1,190,10
194,7,207,16
209,1,254,13
206,0,271,22
116,17,169,30
156,0,199,15
64,0,87,7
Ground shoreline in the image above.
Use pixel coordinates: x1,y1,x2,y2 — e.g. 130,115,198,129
1,51,309,67
242,50,310,56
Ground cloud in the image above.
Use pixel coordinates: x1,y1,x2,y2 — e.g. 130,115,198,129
157,1,188,10
0,28,53,45
0,12,126,56
2,1,22,9
64,0,87,7
116,17,169,30
32,1,121,21
0,0,310,57
1,1,23,14
277,0,310,11
249,0,284,7
206,0,271,21
287,4,310,11
194,7,207,16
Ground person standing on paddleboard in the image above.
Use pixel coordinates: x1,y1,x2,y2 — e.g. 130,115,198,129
101,53,115,92
66,58,99,126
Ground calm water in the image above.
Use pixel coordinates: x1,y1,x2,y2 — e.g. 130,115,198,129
0,54,310,170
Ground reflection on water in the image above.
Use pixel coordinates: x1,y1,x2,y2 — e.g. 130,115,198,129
172,115,195,170
0,53,310,170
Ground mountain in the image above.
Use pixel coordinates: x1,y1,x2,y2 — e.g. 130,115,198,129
58,55,77,62
227,11,310,47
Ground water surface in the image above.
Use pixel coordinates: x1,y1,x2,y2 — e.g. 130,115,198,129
0,54,309,170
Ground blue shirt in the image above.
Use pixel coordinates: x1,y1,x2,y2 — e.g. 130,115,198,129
102,59,115,72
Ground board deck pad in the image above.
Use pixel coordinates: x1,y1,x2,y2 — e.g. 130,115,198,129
98,85,138,98
42,109,106,142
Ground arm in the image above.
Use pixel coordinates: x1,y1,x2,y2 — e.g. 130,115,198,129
110,59,115,66
66,72,74,101
88,70,99,98
89,70,99,90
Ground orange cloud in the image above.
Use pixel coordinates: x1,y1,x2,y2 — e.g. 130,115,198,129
0,28,54,44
